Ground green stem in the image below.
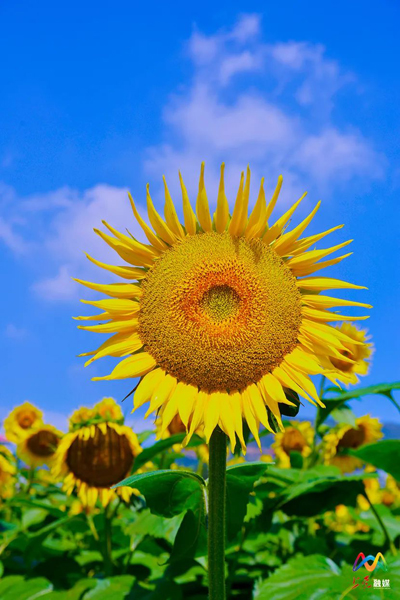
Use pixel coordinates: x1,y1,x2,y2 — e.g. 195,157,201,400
207,427,227,600
103,507,113,576
363,491,397,555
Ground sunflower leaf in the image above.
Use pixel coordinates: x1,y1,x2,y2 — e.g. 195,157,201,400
225,462,269,539
112,470,206,518
316,382,400,430
350,439,400,480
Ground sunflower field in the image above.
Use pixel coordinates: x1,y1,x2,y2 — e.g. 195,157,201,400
1,167,400,599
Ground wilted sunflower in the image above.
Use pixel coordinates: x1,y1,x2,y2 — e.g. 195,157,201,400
272,421,314,468
327,323,372,385
53,403,142,507
17,424,62,468
0,445,16,500
323,415,382,473
75,164,370,452
4,402,43,443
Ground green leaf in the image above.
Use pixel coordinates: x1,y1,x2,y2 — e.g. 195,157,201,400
83,576,135,599
225,462,269,539
11,498,65,519
170,507,207,562
0,576,53,600
316,382,400,429
330,404,357,426
113,470,206,518
21,508,48,529
133,434,204,471
279,388,301,417
351,440,400,480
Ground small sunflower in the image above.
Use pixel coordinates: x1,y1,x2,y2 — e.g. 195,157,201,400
381,475,400,507
17,424,62,468
75,164,370,452
327,323,372,385
53,408,142,507
4,402,43,443
323,415,382,473
324,504,369,535
272,421,314,468
0,445,16,500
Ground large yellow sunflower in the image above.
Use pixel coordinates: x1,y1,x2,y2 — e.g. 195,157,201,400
326,323,372,385
75,164,370,452
17,424,62,468
4,402,43,443
322,415,382,473
53,407,142,507
271,421,314,468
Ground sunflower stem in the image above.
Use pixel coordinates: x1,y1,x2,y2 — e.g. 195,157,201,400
207,427,227,600
363,491,397,555
103,507,113,576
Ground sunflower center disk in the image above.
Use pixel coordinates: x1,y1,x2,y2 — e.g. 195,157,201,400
139,231,302,392
66,425,134,487
27,431,59,457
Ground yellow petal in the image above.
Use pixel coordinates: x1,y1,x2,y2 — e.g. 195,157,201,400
281,362,324,407
246,384,272,431
128,192,168,252
94,229,153,267
302,306,369,323
196,162,212,232
146,185,177,245
241,390,262,450
257,380,284,432
218,392,237,452
187,391,207,442
273,201,321,255
179,171,197,235
288,240,353,268
215,163,229,233
92,352,156,381
265,175,283,222
297,277,367,292
260,373,291,405
85,253,147,280
263,193,307,245
290,224,344,255
163,176,184,238
203,393,222,443
73,279,143,299
160,392,181,436
176,383,198,428
229,165,250,237
84,332,143,366
77,317,138,334
290,253,352,277
229,392,246,453
245,177,267,239
145,374,177,417
302,295,372,310
80,298,140,314
133,368,165,411
102,220,159,259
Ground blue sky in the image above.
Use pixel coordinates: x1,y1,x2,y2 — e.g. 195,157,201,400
1,1,399,432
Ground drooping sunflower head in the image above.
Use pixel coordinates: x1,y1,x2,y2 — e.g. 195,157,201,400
17,424,62,468
68,398,123,432
328,324,373,385
0,445,16,500
75,163,371,452
272,421,314,468
53,420,142,507
323,415,382,473
4,402,43,443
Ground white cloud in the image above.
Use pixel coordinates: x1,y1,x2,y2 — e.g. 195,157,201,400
146,14,384,199
4,323,28,340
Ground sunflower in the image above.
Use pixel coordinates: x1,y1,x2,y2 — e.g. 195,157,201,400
53,409,142,507
0,445,16,500
324,504,369,535
4,402,43,443
323,415,382,473
327,323,372,385
75,163,370,452
271,421,314,468
17,424,62,468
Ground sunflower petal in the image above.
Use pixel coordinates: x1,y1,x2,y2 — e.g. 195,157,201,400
128,192,168,252
196,162,212,232
215,163,229,233
179,171,197,235
163,176,184,238
229,166,250,237
92,353,156,381
146,185,177,245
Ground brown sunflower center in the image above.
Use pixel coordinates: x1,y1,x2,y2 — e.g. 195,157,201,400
66,425,134,487
27,430,59,457
139,232,302,392
281,429,307,454
19,413,36,429
338,426,366,450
